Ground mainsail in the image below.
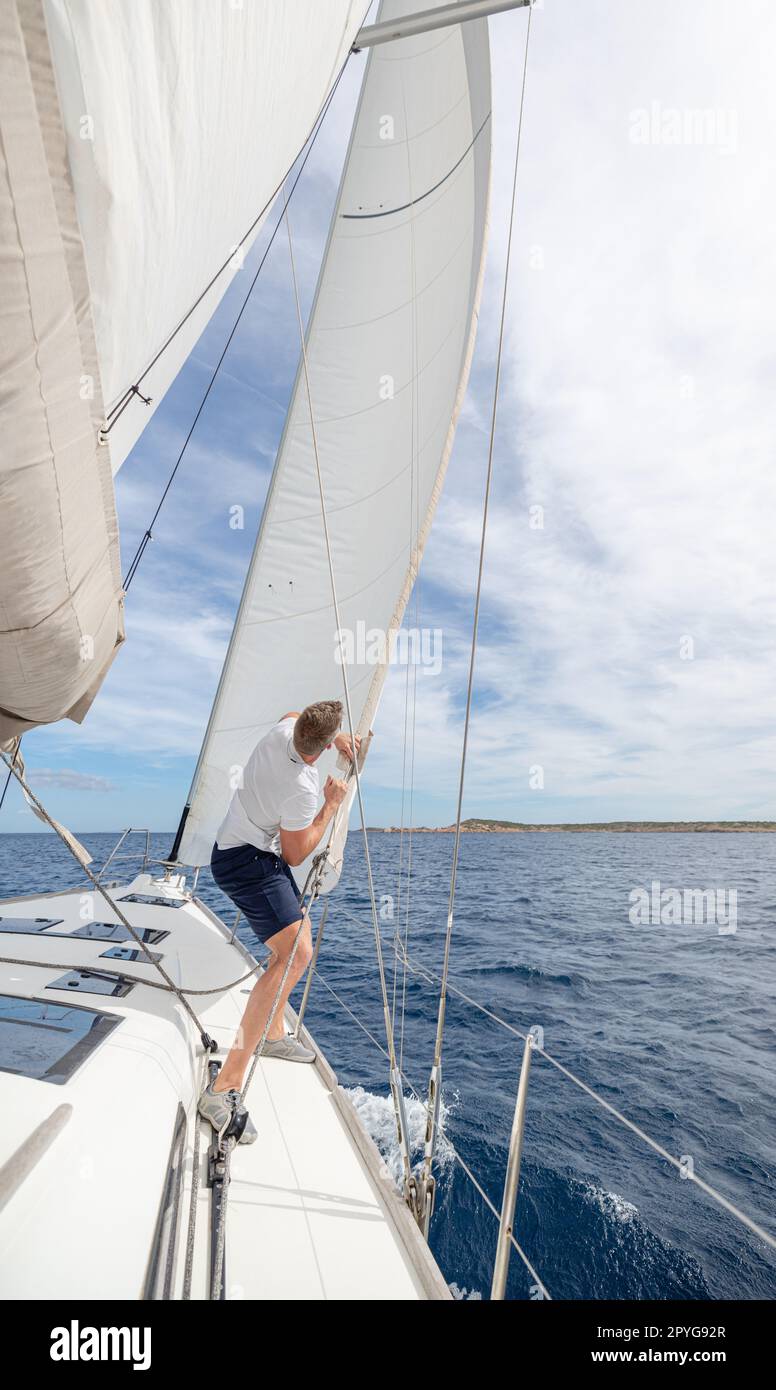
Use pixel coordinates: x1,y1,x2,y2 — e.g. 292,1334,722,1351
177,0,492,874
0,0,366,744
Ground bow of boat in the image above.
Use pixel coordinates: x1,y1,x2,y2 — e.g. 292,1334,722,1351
0,872,449,1300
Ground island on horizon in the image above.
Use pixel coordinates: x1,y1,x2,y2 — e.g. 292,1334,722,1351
366,817,776,834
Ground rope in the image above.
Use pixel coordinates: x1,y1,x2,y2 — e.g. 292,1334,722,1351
0,762,14,814
420,0,534,1200
181,1049,210,1300
0,753,214,1050
312,964,551,1298
103,22,370,437
282,205,413,1188
0,951,262,998
0,737,23,817
391,61,423,1074
121,51,355,592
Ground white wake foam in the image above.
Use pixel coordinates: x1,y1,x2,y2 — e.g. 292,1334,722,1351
449,1282,483,1301
343,1084,456,1188
583,1182,639,1224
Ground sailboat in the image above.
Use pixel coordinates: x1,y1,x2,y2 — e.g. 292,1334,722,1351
0,0,520,1300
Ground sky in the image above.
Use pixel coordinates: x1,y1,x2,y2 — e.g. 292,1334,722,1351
5,0,776,836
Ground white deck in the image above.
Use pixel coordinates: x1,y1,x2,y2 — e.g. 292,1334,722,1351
0,872,449,1300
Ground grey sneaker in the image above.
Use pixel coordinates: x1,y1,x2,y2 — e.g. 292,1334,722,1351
261,1036,316,1064
198,1080,257,1145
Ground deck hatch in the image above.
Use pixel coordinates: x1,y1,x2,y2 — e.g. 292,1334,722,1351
0,993,121,1084
117,894,184,910
46,970,134,999
99,946,163,963
0,917,64,934
71,922,168,945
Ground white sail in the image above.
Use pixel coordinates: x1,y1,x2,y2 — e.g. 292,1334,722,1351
0,0,365,744
43,0,367,474
178,0,492,872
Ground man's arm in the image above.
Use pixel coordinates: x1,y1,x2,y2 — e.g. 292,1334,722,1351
280,776,348,867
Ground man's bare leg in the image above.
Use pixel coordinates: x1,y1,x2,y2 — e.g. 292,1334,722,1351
213,918,313,1093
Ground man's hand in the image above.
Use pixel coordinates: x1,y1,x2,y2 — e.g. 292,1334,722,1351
323,774,348,808
281,776,349,864
333,731,361,763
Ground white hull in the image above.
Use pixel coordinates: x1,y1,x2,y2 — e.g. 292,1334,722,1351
0,872,448,1300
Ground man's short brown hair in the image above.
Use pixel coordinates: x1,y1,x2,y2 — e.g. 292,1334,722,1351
293,700,343,758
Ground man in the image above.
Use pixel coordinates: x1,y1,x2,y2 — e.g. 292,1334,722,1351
198,700,358,1143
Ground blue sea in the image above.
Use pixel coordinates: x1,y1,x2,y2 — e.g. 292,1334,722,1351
1,829,774,1302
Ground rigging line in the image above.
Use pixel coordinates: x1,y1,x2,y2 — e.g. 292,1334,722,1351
182,1048,210,1299
0,950,264,997
399,173,425,1072
392,650,412,1032
283,204,412,1178
392,64,419,1043
121,53,353,593
420,2,534,1197
395,60,426,1072
0,752,215,1051
396,465,421,1063
0,739,19,815
103,26,369,430
397,295,423,1070
398,639,419,1072
391,937,776,1256
312,964,550,1298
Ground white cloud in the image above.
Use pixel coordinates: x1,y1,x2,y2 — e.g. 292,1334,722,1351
29,768,116,793
368,0,776,823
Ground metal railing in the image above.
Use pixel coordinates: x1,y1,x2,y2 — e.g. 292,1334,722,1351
98,829,203,898
96,828,152,881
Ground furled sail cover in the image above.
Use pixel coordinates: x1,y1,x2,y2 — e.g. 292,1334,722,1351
178,0,492,875
0,0,365,744
0,0,122,745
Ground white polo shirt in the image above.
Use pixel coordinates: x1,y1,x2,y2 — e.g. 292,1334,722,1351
215,717,320,855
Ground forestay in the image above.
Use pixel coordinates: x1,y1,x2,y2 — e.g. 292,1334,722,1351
0,0,364,743
178,0,492,873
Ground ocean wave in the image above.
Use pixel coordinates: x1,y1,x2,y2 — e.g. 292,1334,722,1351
470,962,588,989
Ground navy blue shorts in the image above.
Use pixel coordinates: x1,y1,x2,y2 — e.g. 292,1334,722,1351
210,842,302,946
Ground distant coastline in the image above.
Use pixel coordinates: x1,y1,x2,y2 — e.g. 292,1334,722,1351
366,818,776,834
